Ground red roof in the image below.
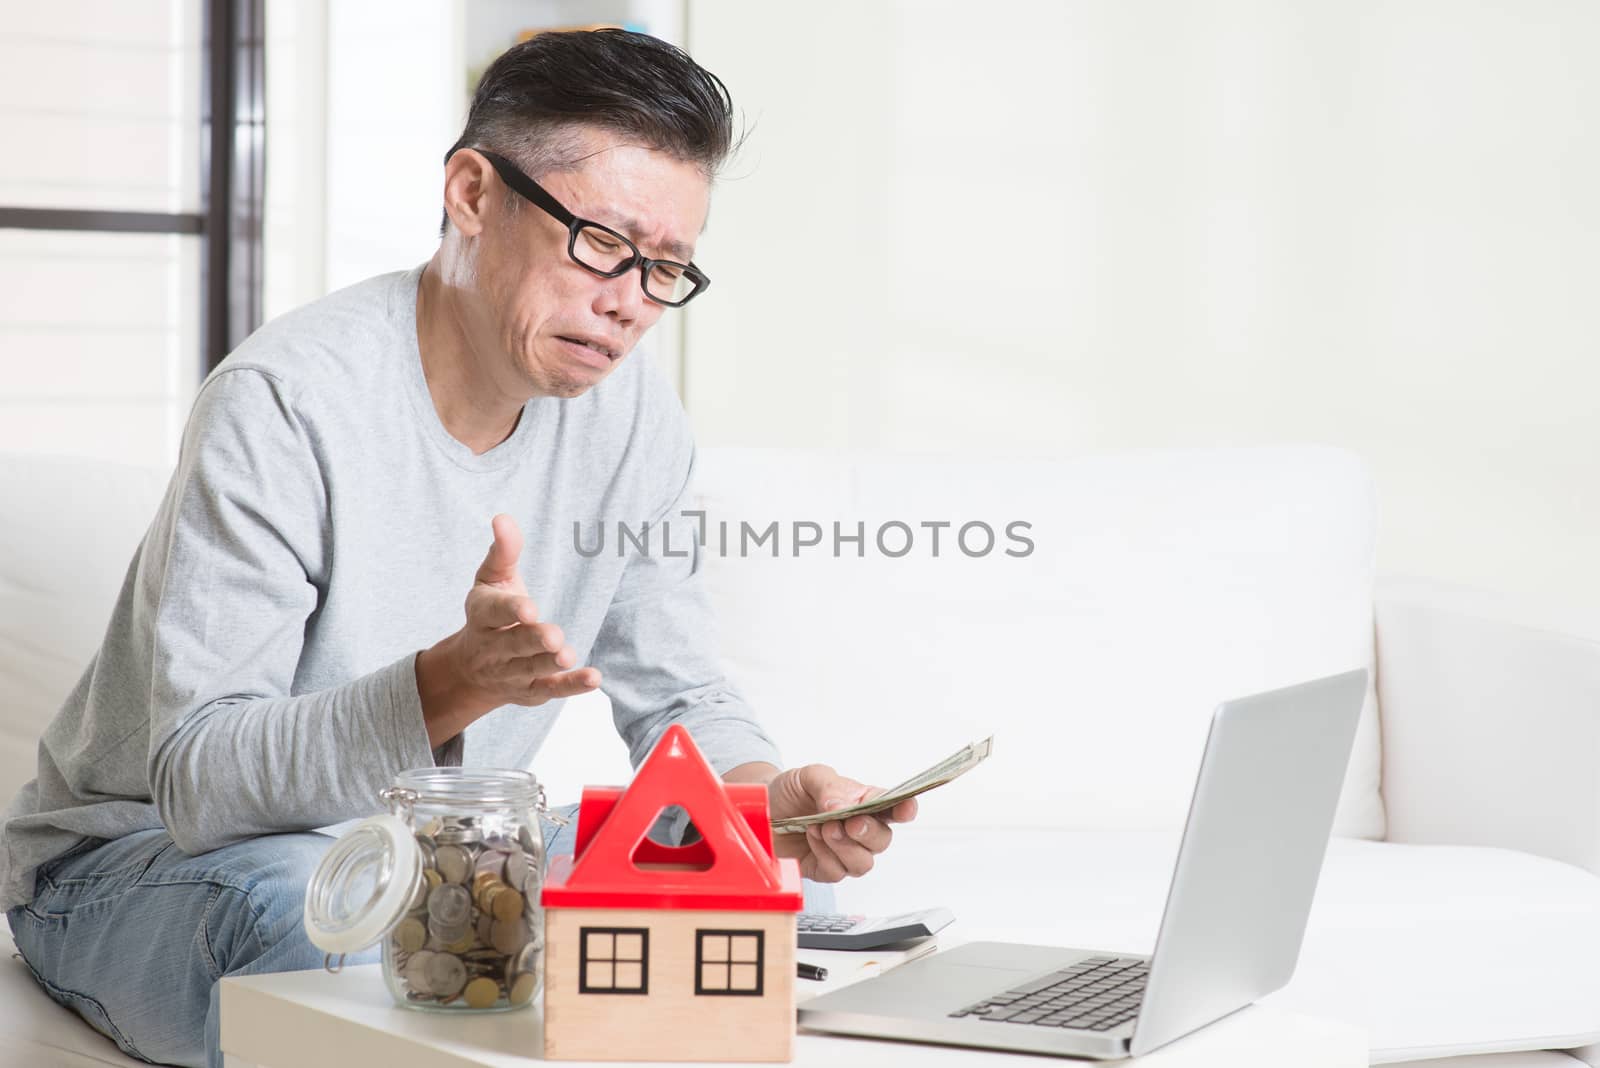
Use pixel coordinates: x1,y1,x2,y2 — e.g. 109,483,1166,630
541,724,804,911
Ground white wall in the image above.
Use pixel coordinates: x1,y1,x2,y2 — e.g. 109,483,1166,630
685,0,1600,611
263,0,329,323
267,0,687,383
322,0,462,291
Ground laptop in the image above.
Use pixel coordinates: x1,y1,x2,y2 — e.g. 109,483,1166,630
798,668,1368,1059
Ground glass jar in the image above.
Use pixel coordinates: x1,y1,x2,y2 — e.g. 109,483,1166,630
303,767,552,1013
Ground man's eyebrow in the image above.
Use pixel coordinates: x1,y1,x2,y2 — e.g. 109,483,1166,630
606,212,696,262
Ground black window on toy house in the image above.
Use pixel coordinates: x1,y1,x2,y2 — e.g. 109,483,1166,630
579,927,649,994
695,929,764,996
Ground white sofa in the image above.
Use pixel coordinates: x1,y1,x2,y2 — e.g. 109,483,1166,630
3,446,1599,1067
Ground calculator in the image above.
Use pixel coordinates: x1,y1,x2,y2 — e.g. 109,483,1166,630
796,907,955,950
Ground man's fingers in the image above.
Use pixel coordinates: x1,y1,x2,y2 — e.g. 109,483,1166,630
474,514,523,586
846,784,916,827
821,818,879,876
508,642,579,674
808,824,875,879
473,589,539,629
839,814,893,854
803,826,847,882
795,763,845,803
504,621,564,656
527,667,601,702
505,650,573,678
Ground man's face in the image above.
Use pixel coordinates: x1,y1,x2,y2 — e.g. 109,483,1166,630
472,131,711,399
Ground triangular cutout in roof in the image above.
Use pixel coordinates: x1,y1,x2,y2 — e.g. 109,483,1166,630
541,724,803,911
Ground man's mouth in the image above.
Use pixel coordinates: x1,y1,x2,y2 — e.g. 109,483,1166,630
558,336,619,361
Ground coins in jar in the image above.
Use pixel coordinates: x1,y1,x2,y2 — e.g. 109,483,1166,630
388,817,543,1008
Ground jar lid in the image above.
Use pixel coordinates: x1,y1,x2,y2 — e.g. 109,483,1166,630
302,814,421,957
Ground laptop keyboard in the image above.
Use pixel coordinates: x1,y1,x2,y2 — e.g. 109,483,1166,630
949,956,1149,1032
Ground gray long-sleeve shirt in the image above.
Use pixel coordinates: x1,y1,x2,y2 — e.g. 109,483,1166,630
0,265,780,909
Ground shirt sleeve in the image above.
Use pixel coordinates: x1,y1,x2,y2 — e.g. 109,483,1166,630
585,379,782,777
144,368,444,855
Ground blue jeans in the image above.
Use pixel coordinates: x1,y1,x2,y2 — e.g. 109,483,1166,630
7,809,834,1067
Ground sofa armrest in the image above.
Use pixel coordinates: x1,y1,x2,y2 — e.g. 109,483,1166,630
1377,575,1600,874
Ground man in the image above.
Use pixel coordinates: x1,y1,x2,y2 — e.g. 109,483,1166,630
1,30,914,1068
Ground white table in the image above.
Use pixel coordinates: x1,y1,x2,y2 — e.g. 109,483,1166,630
221,942,1365,1068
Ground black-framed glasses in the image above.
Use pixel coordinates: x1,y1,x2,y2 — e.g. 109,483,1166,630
464,147,710,307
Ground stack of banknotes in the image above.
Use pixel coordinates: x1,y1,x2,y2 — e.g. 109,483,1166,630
770,736,995,834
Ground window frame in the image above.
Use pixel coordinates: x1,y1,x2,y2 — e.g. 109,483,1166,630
577,925,650,995
0,0,264,373
694,928,766,997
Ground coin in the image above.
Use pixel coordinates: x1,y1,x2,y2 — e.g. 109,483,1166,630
407,871,428,911
475,849,508,882
504,849,529,890
425,952,467,1000
416,836,437,870
491,887,524,924
436,817,481,846
490,917,530,956
476,912,494,945
405,950,438,995
441,932,475,955
428,883,471,926
434,844,472,884
463,976,500,1009
428,917,470,946
477,882,504,914
394,918,427,953
509,970,538,1005
422,868,442,893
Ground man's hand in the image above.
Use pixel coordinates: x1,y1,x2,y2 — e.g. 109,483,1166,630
763,764,919,883
415,514,600,747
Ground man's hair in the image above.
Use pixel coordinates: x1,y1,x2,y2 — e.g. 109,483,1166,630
440,29,737,236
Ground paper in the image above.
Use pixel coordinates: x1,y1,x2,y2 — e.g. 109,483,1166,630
794,937,941,995
770,736,994,834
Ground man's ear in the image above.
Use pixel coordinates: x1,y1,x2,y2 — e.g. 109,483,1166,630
441,150,495,238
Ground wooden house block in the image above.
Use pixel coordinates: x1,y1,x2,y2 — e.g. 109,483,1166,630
542,725,804,1062
544,907,795,1061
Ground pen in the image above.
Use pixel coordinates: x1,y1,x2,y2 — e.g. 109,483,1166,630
796,962,828,981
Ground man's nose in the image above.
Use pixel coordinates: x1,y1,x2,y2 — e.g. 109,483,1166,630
592,267,648,323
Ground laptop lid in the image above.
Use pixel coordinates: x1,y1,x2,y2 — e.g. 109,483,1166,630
1129,668,1368,1056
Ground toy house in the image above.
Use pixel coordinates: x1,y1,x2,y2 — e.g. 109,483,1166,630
541,724,804,1062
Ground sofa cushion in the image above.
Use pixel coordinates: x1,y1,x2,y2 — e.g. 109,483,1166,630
0,455,170,802
834,830,1600,1062
692,446,1384,839
1422,1058,1589,1067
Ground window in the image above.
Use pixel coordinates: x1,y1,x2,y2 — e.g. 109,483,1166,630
578,927,648,994
0,1,265,467
695,929,765,996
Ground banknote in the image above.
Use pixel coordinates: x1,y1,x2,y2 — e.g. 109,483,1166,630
770,736,995,834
